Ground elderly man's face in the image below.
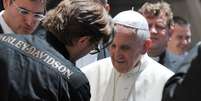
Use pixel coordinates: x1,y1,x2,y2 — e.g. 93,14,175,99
109,25,143,73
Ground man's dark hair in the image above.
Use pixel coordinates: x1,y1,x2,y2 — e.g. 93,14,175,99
92,0,108,5
173,16,190,26
46,0,63,11
43,0,113,46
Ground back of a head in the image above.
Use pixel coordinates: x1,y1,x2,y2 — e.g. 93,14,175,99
42,0,113,46
113,10,150,41
139,1,173,28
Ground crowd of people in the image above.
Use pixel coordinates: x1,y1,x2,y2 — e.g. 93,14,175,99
0,0,200,101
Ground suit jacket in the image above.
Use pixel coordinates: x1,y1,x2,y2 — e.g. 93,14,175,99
162,42,201,101
159,51,166,65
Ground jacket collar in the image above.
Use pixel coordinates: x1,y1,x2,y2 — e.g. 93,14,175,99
46,32,71,63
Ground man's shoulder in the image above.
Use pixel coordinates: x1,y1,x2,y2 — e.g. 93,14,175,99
0,34,74,77
0,35,71,101
81,57,112,71
142,54,174,77
81,57,113,79
32,25,47,39
0,34,49,52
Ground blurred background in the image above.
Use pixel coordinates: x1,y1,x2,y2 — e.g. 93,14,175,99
1,0,201,47
108,0,201,48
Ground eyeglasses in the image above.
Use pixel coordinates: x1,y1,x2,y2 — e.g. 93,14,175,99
89,45,101,55
89,27,115,55
12,0,45,21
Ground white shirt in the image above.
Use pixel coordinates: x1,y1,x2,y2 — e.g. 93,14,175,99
0,10,14,34
103,62,142,101
76,48,110,68
76,53,98,68
81,54,174,101
164,50,188,72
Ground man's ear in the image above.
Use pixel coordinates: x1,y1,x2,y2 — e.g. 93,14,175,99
105,4,110,12
75,36,90,48
3,0,11,9
141,39,152,54
169,24,175,37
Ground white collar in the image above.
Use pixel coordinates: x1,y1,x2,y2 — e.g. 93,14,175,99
0,10,14,34
151,56,160,62
166,50,188,62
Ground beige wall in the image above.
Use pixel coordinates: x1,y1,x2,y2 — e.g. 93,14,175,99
168,0,201,47
109,0,201,47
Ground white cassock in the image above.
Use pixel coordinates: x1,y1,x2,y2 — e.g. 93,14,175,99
81,54,174,101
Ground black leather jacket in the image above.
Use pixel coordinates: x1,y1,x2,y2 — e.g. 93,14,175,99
0,32,90,101
36,27,91,101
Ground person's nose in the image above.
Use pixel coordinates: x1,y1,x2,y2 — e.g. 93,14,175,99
114,47,124,57
25,15,37,26
182,39,188,46
150,26,158,34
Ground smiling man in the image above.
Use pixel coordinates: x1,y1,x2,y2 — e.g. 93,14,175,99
139,1,173,65
164,16,192,72
81,10,174,101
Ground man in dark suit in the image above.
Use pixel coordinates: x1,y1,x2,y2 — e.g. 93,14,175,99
162,42,201,101
0,59,8,101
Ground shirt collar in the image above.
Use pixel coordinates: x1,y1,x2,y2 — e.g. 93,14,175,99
166,50,188,62
151,56,160,62
0,10,14,34
46,32,71,64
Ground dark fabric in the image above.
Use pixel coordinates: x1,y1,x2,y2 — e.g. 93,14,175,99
45,32,91,101
162,73,185,101
0,33,90,101
0,58,8,101
33,24,47,39
0,34,70,101
97,48,110,60
0,0,3,11
33,26,69,60
159,51,166,65
0,25,3,33
46,33,70,62
162,44,201,101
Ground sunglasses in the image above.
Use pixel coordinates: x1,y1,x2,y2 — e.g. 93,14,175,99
12,0,45,21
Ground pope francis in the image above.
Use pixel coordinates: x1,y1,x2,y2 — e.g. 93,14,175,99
81,10,174,101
